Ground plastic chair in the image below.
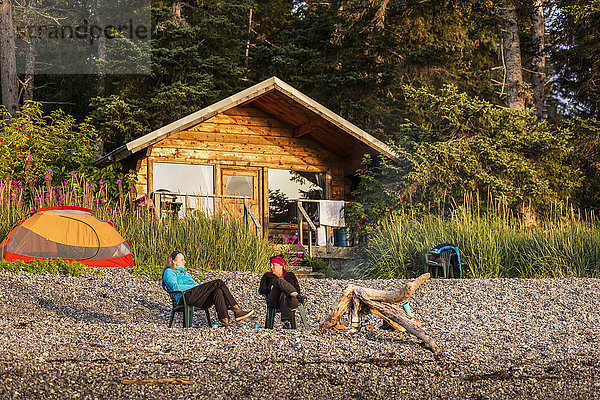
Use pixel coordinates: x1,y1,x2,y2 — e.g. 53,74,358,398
162,281,212,328
424,245,462,278
263,295,308,329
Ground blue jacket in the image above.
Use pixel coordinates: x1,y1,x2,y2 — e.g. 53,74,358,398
163,266,203,303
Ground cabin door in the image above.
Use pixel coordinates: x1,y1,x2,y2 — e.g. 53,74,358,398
220,168,261,226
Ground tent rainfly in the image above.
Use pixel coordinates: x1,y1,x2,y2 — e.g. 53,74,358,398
0,206,134,268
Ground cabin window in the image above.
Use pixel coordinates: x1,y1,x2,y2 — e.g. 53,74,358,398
268,169,325,223
225,175,254,199
152,162,214,215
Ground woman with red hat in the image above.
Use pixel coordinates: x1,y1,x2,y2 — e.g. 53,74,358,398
259,255,303,329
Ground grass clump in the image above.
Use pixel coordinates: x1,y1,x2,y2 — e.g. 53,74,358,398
0,259,103,276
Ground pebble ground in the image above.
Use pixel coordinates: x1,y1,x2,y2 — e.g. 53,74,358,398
1,269,600,399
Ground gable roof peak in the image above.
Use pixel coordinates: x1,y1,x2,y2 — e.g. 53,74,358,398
94,76,399,167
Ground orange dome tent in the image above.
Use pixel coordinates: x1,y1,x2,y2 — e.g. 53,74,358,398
0,206,134,268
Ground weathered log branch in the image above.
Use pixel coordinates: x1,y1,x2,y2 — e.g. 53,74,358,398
319,273,442,357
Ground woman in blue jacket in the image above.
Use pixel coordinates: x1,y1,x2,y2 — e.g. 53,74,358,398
163,250,254,327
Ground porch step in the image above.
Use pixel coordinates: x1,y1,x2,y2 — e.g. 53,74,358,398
293,260,325,279
294,269,326,279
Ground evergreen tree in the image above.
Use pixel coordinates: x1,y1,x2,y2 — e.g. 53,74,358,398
549,0,600,117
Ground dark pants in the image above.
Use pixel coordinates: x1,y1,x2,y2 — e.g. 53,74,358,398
183,279,237,320
267,278,299,321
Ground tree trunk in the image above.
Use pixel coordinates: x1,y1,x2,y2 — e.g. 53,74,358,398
0,0,18,117
23,40,35,102
320,273,443,357
21,0,38,103
497,1,525,110
530,0,545,120
95,0,106,157
97,18,106,95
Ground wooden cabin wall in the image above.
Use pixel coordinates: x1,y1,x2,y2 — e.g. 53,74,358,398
132,106,347,224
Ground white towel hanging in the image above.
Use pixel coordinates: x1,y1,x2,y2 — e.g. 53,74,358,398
318,200,345,227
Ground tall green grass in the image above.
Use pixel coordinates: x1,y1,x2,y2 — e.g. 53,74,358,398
114,213,275,273
355,199,600,279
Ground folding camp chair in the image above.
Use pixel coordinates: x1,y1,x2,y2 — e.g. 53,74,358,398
162,281,212,328
263,295,308,329
424,244,462,278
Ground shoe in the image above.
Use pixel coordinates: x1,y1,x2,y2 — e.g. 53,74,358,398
231,305,255,322
219,317,230,328
282,320,292,329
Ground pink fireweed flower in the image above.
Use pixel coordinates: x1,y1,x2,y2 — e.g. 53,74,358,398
117,179,122,184
47,168,52,173
43,175,49,180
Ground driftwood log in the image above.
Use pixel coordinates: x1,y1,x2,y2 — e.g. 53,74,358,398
319,273,442,357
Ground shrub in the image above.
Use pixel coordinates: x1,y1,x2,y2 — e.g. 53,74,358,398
133,263,166,281
348,85,584,235
0,102,96,185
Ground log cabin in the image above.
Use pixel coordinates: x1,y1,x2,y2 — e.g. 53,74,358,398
94,77,398,253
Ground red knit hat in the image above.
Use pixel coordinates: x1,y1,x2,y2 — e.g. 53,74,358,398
270,256,285,266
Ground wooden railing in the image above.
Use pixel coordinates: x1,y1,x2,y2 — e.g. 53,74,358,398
297,200,318,257
150,191,261,231
296,199,353,258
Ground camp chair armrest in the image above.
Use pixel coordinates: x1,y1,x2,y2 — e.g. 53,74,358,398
165,289,191,307
426,260,444,266
424,252,442,265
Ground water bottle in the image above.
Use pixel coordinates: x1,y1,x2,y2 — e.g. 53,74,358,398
349,304,361,332
401,301,412,316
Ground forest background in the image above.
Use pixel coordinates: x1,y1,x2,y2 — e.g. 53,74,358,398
0,0,599,278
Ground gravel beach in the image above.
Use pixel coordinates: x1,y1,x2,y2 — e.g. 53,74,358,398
1,268,600,399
